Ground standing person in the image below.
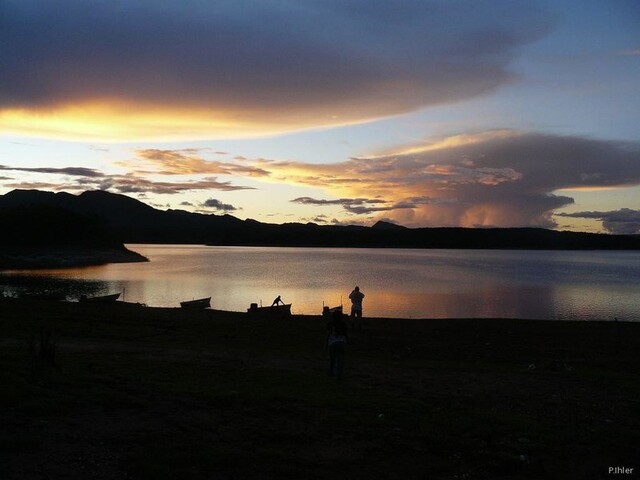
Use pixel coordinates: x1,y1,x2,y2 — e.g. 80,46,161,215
326,310,349,379
349,286,365,331
271,295,284,306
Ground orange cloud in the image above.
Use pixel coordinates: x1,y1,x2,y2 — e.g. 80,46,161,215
5,130,639,229
253,131,640,228
121,149,269,177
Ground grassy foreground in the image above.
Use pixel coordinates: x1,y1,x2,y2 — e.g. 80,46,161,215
1,299,639,480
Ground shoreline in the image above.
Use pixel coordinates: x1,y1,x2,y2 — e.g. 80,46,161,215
0,247,148,270
1,297,635,323
4,246,639,321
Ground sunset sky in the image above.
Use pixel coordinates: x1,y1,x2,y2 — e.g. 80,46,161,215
1,0,639,233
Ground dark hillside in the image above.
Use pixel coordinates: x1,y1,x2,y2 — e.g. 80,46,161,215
0,197,147,269
2,189,640,250
0,205,121,249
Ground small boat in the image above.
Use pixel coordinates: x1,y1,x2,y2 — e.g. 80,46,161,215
180,297,211,309
322,304,343,318
247,302,292,317
80,293,121,303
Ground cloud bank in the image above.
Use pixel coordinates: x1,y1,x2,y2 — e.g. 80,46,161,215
557,209,640,234
1,170,253,195
1,0,551,140
3,130,639,229
291,195,449,215
262,131,640,228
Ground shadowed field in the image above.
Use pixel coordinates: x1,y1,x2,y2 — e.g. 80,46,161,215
1,299,639,479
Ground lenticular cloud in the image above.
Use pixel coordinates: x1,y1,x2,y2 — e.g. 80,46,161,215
0,0,552,139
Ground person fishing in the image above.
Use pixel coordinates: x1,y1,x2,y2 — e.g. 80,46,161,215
348,286,365,331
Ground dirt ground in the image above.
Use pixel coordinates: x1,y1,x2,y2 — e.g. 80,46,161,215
1,298,639,479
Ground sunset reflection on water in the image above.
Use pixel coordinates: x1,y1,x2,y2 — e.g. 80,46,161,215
1,245,639,320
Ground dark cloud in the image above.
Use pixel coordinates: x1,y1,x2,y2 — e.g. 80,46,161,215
330,218,369,227
96,176,253,195
299,215,330,224
0,165,103,177
1,1,552,138
291,196,390,214
202,198,238,212
0,163,255,195
291,197,386,207
2,181,68,190
556,209,640,234
290,195,450,215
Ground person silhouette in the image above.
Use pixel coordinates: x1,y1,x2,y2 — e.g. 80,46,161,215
348,286,365,331
271,295,284,306
326,310,349,379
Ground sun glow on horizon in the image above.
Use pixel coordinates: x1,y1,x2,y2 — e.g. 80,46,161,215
0,102,268,141
0,100,391,142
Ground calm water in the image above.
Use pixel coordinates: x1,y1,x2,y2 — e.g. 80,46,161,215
2,245,640,320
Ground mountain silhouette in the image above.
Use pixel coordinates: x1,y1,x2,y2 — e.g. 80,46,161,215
372,220,408,231
2,189,640,250
0,191,148,268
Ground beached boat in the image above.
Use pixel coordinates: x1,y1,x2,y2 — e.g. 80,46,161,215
247,302,292,317
180,297,211,309
80,293,121,303
323,305,343,314
322,304,343,319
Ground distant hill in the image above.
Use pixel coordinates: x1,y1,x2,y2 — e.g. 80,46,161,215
0,189,243,245
2,189,640,250
372,220,408,231
0,194,148,268
0,204,118,249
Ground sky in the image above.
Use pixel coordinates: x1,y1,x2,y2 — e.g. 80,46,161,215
1,0,639,233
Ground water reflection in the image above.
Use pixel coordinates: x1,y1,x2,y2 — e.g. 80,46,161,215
1,245,639,320
361,285,558,319
0,274,112,301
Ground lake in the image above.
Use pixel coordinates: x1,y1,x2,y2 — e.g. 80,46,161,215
1,245,640,320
